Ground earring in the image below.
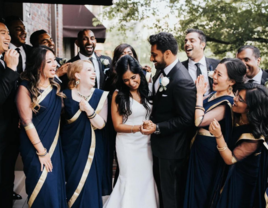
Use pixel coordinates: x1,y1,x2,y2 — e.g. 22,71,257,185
75,79,80,87
228,86,233,94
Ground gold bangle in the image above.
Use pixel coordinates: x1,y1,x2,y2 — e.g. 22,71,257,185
88,112,96,119
36,148,47,156
217,145,227,152
24,123,35,131
131,125,134,133
195,106,205,112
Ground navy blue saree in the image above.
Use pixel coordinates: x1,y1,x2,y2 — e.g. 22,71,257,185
19,81,67,208
184,93,234,208
61,88,108,208
214,124,268,208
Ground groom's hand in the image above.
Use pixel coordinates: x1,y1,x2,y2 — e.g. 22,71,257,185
140,122,156,135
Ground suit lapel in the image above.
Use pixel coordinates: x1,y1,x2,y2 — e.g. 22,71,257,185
152,69,162,96
96,55,104,89
261,69,268,85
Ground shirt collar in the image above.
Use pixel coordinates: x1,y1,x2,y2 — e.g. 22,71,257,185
188,55,206,67
9,43,23,50
163,59,178,75
245,69,263,83
79,52,96,60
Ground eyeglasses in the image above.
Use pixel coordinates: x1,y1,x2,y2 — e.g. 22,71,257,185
234,90,246,103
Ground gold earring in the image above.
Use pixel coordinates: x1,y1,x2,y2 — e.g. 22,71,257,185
75,79,80,87
228,86,233,94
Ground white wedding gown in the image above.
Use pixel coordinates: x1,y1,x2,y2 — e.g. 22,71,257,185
103,97,158,208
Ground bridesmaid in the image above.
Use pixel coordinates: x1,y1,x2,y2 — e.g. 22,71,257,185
209,83,268,208
16,46,67,207
183,58,246,208
60,60,108,208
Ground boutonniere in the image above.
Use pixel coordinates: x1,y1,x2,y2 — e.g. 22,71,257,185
208,65,214,78
265,81,268,89
101,58,110,66
159,77,170,92
59,58,68,65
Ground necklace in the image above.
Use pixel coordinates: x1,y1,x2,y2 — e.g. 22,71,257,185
77,89,93,100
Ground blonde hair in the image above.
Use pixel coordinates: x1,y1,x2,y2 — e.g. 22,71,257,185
67,60,94,89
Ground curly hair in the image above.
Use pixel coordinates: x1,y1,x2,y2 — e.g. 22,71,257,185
20,46,65,113
148,32,178,55
115,55,150,122
236,83,268,141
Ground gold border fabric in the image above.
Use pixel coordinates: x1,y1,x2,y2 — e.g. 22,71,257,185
28,120,60,207
37,85,53,104
236,133,264,143
67,91,109,207
265,191,268,208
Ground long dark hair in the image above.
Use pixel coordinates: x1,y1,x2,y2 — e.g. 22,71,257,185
236,83,268,141
20,46,65,112
219,58,246,92
115,55,150,122
109,44,138,88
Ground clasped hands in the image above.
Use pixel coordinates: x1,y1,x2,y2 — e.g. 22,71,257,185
140,120,156,135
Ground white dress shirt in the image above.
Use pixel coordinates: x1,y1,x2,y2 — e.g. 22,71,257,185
79,52,100,88
244,69,263,84
154,59,178,92
188,56,211,95
9,43,26,71
0,54,5,67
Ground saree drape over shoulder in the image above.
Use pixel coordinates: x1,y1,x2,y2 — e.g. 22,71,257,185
19,80,67,208
61,88,108,208
214,124,268,208
184,93,234,208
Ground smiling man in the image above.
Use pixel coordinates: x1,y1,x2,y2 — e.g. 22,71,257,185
5,16,32,73
0,20,22,208
236,45,268,85
182,29,219,95
66,29,111,90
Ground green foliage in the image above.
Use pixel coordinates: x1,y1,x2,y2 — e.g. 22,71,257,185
101,0,268,68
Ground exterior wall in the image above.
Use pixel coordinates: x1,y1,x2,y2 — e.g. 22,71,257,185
23,3,63,57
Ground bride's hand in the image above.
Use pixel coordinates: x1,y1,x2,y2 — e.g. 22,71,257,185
143,120,153,130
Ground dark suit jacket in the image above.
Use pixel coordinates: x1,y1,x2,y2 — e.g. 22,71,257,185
261,69,268,85
182,57,219,93
150,61,196,160
60,53,111,90
0,62,20,142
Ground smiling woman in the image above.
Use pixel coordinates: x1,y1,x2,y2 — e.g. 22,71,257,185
16,46,67,208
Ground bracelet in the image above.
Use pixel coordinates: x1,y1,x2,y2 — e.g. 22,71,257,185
36,148,47,157
215,134,223,139
217,145,227,152
24,123,35,131
87,111,95,118
196,105,203,108
88,111,96,119
131,125,134,133
33,141,41,145
195,106,205,112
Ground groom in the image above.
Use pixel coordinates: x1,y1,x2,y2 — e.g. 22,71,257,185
141,32,196,208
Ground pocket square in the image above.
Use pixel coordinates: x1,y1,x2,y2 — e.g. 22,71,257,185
162,94,168,97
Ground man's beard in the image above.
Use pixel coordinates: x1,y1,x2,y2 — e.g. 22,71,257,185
155,57,166,71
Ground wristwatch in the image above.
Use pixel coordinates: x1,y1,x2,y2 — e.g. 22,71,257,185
154,124,160,134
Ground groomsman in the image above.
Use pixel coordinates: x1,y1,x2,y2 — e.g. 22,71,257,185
0,21,20,208
182,29,219,95
65,29,111,90
141,32,196,208
5,16,32,73
236,45,268,85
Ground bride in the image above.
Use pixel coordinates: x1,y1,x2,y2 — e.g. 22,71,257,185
103,55,158,208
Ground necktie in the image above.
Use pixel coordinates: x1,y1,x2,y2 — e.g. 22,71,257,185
89,57,98,88
15,48,23,74
248,79,254,83
195,63,202,78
